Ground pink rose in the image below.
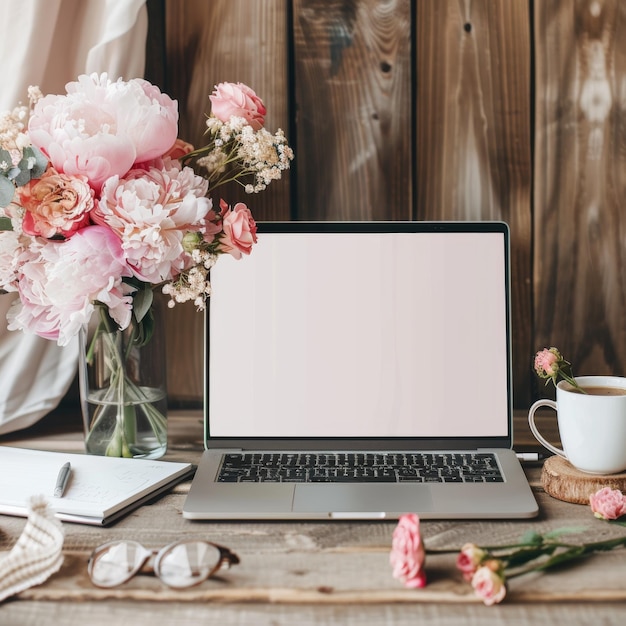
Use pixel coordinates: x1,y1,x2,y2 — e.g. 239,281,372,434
219,200,257,260
389,513,427,589
471,561,506,606
456,543,487,582
534,347,560,377
17,168,94,238
209,82,266,130
590,487,626,520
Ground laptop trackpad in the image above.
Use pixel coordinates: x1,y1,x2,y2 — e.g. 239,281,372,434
292,484,433,515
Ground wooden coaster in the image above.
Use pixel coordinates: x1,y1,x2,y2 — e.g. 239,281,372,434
541,456,626,504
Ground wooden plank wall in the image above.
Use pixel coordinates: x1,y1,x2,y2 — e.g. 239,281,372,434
146,0,626,410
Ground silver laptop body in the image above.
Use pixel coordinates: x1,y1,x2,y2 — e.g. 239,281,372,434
183,221,538,520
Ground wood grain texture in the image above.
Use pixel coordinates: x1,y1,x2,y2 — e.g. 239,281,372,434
542,455,626,504
155,0,293,402
533,0,626,382
164,0,291,221
3,414,626,624
143,0,626,409
415,0,533,406
292,0,412,219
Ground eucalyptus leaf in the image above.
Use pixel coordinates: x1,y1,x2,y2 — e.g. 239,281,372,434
14,164,31,187
23,145,48,178
0,148,13,171
0,176,15,207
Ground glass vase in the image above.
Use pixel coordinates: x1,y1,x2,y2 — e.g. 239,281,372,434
78,300,168,459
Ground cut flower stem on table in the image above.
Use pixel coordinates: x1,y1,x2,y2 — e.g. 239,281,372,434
390,487,626,605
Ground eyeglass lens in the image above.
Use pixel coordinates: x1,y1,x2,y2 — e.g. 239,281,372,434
89,540,226,589
89,540,151,587
156,541,222,588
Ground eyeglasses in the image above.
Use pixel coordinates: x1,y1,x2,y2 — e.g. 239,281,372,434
88,539,239,589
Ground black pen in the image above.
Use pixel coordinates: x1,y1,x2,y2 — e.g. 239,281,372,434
53,462,72,498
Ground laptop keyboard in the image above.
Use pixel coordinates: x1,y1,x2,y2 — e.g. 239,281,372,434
217,452,503,483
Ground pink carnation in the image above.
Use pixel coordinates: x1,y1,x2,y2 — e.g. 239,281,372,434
590,487,626,520
389,513,427,589
94,159,212,283
209,82,266,130
7,226,133,345
471,561,507,606
534,347,560,377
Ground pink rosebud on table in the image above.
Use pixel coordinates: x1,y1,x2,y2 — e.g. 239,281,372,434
389,513,427,589
456,542,488,582
590,487,626,520
471,560,507,606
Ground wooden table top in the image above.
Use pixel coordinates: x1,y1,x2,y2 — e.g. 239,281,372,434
1,409,625,625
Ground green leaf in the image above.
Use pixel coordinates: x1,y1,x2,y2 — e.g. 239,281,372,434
543,527,588,540
23,145,48,178
132,285,154,324
505,546,557,568
132,309,154,348
0,176,15,207
518,530,543,546
535,546,586,571
14,163,31,187
0,216,13,230
0,148,13,170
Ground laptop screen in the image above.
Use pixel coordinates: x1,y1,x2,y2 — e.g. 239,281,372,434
205,222,511,443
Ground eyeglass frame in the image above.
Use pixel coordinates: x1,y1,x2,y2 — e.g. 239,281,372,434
87,538,240,589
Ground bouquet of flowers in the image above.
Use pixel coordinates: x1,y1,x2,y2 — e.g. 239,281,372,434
0,74,293,457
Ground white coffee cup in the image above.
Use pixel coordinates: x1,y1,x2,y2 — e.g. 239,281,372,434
528,376,626,475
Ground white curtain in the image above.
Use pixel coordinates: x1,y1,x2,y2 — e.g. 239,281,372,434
0,0,148,434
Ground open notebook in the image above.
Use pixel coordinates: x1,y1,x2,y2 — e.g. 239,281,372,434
0,447,194,525
183,221,538,520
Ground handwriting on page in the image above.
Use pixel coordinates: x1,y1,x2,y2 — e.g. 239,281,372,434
66,464,166,504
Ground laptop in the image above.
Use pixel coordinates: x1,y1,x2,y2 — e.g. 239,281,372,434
183,221,538,520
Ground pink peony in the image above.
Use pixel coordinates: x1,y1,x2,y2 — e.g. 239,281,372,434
471,561,507,606
94,159,212,283
17,168,94,238
209,82,266,130
219,200,257,259
456,543,488,582
7,226,133,345
389,513,427,589
589,487,626,520
28,73,178,192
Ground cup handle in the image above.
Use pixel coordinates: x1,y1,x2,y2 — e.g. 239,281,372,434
527,399,567,459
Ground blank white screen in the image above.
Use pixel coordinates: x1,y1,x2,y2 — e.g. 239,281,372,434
208,231,509,438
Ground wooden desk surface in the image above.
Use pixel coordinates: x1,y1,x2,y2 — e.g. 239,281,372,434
1,410,625,625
